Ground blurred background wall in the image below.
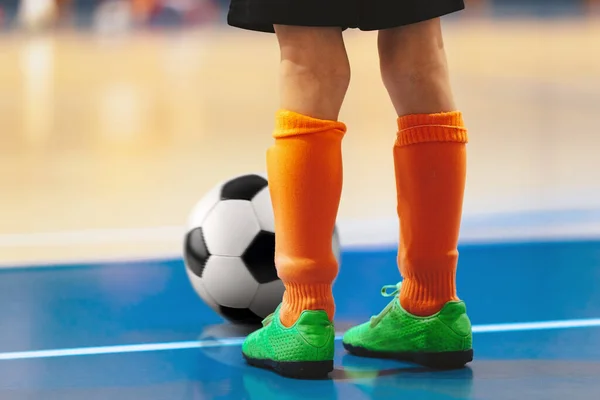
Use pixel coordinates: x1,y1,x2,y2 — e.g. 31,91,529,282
1,0,599,30
1,0,600,264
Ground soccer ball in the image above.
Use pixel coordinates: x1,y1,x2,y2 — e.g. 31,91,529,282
183,173,341,325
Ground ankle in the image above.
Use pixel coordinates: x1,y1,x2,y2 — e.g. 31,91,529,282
280,283,334,327
399,275,457,317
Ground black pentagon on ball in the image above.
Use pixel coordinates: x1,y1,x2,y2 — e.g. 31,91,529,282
241,230,278,284
219,306,262,325
184,227,210,278
220,174,268,201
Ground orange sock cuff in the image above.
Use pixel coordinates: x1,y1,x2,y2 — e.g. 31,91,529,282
274,109,347,139
396,111,468,147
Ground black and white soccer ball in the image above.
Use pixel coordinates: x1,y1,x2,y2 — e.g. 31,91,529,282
184,173,341,325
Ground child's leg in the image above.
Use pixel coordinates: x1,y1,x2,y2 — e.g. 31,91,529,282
343,18,472,369
379,18,467,316
270,26,350,327
275,25,350,120
242,26,350,379
378,18,456,117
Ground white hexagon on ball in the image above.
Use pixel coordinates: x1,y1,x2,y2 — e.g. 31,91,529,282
185,268,219,312
202,200,261,257
251,186,275,233
187,183,223,229
202,256,259,308
249,280,285,318
333,229,341,264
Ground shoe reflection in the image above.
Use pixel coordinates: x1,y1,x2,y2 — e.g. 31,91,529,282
195,323,474,400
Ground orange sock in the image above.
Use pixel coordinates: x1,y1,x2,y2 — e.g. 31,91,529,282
394,111,468,316
267,110,346,327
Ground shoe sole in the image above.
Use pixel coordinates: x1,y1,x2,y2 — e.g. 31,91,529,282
243,353,333,379
343,343,473,370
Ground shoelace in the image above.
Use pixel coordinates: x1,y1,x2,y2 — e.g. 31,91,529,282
369,282,402,327
380,282,402,298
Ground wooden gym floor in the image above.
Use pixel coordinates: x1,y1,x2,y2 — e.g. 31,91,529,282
1,17,600,264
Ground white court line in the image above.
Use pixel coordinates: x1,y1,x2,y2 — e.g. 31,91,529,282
3,218,600,249
0,226,185,247
3,209,600,267
1,318,599,361
4,207,600,247
470,318,600,333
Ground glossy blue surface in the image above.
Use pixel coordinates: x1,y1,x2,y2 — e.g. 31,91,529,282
1,240,600,399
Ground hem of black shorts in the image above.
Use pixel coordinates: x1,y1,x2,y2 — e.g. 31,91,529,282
227,0,353,34
360,0,465,31
227,0,465,34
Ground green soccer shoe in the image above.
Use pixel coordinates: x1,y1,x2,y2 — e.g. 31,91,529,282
242,304,335,379
343,282,473,369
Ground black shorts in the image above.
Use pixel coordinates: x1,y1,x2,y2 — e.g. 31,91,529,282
227,0,465,33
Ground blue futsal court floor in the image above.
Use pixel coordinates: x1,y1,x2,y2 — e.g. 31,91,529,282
2,213,600,399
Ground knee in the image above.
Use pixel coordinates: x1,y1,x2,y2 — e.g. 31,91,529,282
280,58,351,95
276,26,351,105
279,48,351,99
378,19,450,93
377,19,455,115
